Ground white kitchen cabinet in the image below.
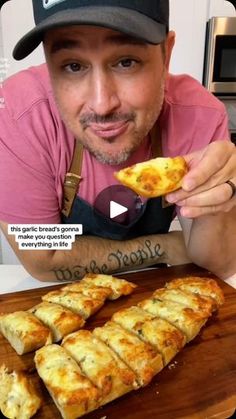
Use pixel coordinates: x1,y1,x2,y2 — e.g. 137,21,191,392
209,0,235,17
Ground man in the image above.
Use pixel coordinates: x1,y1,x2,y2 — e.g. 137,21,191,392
0,0,236,283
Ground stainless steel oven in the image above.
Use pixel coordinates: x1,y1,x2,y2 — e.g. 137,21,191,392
203,17,236,96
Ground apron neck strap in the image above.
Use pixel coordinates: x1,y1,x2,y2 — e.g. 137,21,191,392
61,140,83,217
150,121,162,158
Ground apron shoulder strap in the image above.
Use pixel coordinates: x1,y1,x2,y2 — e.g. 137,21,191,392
150,121,172,208
61,140,83,217
150,121,162,158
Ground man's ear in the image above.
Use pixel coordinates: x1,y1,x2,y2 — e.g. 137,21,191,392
164,31,176,71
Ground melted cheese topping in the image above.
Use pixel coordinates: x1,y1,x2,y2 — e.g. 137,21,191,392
62,283,112,300
62,330,136,400
112,306,155,330
42,290,104,319
81,274,136,300
93,321,163,387
112,307,186,365
35,345,100,409
166,276,224,308
0,311,52,354
0,365,41,419
0,311,47,335
115,156,188,198
138,298,207,342
153,288,213,315
29,302,85,342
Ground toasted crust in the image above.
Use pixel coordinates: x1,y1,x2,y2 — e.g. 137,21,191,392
42,290,104,319
93,321,163,387
112,306,155,330
62,282,112,300
152,288,214,316
138,298,208,343
166,277,225,309
62,330,137,405
34,344,100,419
112,306,186,365
81,273,137,300
0,365,41,419
28,302,85,342
138,318,186,365
114,156,188,198
0,311,52,355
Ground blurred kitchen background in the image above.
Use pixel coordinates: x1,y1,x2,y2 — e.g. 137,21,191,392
0,0,235,264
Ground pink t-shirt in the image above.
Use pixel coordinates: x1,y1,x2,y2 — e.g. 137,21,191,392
0,64,229,224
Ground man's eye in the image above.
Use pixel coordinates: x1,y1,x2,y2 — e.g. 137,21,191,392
117,59,137,68
64,63,82,73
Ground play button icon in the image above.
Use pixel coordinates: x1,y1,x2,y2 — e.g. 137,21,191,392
94,185,144,225
110,200,128,219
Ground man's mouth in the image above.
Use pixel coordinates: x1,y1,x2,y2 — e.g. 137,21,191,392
88,120,129,139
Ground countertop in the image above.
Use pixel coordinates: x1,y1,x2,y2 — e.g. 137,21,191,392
0,265,64,294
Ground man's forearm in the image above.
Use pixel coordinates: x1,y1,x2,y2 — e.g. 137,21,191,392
29,231,190,281
187,207,236,279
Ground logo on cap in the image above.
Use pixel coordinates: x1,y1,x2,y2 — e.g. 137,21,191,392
43,0,67,10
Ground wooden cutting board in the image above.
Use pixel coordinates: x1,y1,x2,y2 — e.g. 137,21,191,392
0,264,236,419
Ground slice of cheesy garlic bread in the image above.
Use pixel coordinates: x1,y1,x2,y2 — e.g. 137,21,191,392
62,329,138,405
0,365,41,419
152,288,214,315
138,298,208,342
114,156,188,198
93,320,163,387
62,282,112,300
42,290,104,319
166,276,224,309
34,344,100,419
112,306,186,365
80,273,137,300
0,311,52,355
28,302,85,342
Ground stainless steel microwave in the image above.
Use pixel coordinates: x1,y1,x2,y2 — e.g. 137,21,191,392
203,17,236,95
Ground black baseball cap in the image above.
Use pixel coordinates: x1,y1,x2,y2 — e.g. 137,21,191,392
13,0,169,60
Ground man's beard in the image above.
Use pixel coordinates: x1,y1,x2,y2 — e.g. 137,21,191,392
59,78,165,165
80,83,165,165
82,126,146,165
79,111,139,165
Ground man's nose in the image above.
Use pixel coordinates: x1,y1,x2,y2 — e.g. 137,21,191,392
87,69,121,115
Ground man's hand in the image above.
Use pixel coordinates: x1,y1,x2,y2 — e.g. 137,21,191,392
166,141,236,218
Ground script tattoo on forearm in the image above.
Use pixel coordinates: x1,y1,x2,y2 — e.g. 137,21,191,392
51,239,166,281
52,261,109,281
108,240,166,270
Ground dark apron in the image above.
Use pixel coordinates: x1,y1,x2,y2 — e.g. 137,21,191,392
61,124,175,239
61,195,175,240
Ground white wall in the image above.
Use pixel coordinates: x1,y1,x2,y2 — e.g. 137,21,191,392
1,0,44,77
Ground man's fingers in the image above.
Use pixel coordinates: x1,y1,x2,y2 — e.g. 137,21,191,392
182,141,235,191
166,143,236,204
176,182,236,207
179,199,235,218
